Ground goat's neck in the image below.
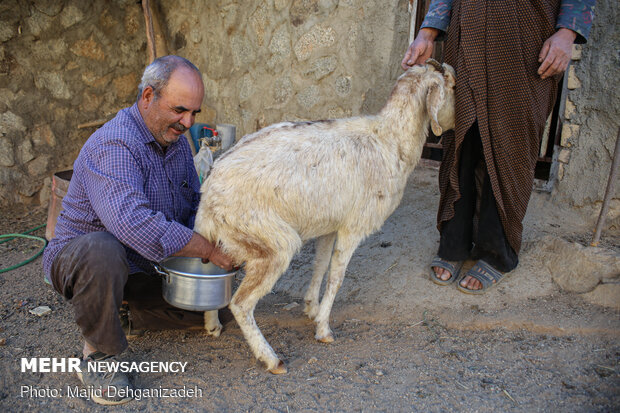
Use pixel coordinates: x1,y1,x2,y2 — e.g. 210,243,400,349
377,84,430,169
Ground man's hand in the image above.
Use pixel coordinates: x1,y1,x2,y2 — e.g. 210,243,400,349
174,232,235,271
203,243,234,271
401,28,440,70
538,28,577,80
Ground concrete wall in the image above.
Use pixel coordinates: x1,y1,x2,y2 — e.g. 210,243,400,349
552,0,620,221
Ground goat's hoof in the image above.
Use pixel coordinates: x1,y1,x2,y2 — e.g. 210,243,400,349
206,326,222,338
268,360,287,375
316,332,334,343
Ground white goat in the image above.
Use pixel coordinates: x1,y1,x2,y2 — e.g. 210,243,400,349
195,60,456,374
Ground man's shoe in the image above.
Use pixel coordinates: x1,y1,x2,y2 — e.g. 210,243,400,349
76,352,134,405
119,304,146,339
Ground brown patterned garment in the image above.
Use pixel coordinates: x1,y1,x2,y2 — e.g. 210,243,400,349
438,0,562,253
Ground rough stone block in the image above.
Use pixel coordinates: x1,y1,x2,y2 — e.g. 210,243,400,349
304,56,337,80
294,25,335,61
0,111,26,135
238,74,254,101
123,7,140,35
291,0,319,26
18,139,35,164
0,137,14,167
27,155,50,176
113,73,137,100
558,148,571,163
268,25,291,68
274,76,292,104
274,0,288,11
571,44,582,61
0,22,16,42
540,235,620,293
557,163,564,180
250,1,268,46
39,176,52,206
560,123,579,147
564,98,576,119
60,5,85,28
335,75,352,97
582,284,620,309
231,35,257,69
35,72,71,100
25,8,54,37
70,35,105,61
566,66,581,89
296,85,321,109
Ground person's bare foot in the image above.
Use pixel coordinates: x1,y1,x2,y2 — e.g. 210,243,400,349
432,266,454,282
433,266,483,290
459,275,483,291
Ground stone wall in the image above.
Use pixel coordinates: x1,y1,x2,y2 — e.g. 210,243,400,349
0,0,146,211
552,0,620,221
1,0,618,222
160,0,410,136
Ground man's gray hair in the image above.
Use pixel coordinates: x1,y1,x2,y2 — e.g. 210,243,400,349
137,55,201,102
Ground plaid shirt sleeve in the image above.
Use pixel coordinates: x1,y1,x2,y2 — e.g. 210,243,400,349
557,0,595,44
81,138,194,262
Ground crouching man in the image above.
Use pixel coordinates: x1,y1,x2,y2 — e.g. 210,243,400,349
43,55,234,405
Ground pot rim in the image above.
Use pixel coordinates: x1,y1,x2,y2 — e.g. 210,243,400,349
157,257,236,279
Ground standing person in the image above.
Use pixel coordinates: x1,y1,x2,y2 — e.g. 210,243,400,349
43,55,234,405
401,1,595,293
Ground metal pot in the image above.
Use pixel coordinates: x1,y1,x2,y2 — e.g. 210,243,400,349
153,257,235,311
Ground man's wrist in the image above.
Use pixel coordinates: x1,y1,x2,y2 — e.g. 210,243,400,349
419,27,440,41
557,28,577,42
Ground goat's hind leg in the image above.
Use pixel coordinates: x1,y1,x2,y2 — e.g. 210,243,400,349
304,233,336,321
203,310,222,337
229,251,296,374
314,232,362,343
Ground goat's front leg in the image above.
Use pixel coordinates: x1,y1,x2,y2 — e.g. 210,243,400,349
314,232,362,343
304,233,336,321
203,310,222,337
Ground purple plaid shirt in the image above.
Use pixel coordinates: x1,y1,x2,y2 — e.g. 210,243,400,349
43,103,201,281
421,0,595,43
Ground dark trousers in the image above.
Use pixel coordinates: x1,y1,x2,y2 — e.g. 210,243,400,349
49,232,204,355
438,123,518,272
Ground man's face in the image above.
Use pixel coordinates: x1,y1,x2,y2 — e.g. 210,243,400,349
140,67,204,147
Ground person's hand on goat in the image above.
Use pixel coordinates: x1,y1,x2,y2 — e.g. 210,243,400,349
174,232,235,271
203,242,235,271
538,28,577,79
401,27,440,70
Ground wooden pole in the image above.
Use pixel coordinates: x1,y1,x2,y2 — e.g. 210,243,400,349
591,127,620,246
142,0,157,64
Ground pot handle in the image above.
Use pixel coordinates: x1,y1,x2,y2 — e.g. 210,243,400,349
152,263,168,279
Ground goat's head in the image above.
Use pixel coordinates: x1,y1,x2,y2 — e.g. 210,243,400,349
423,59,456,136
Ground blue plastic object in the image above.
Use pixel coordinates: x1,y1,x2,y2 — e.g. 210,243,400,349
189,123,215,153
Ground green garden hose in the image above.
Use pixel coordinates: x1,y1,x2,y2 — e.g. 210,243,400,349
0,224,47,274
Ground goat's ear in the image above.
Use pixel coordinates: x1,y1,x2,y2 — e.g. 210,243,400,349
426,82,444,136
442,65,456,88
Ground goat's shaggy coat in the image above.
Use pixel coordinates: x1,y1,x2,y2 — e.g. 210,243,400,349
195,61,456,373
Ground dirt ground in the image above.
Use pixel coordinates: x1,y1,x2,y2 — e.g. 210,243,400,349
1,166,618,412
